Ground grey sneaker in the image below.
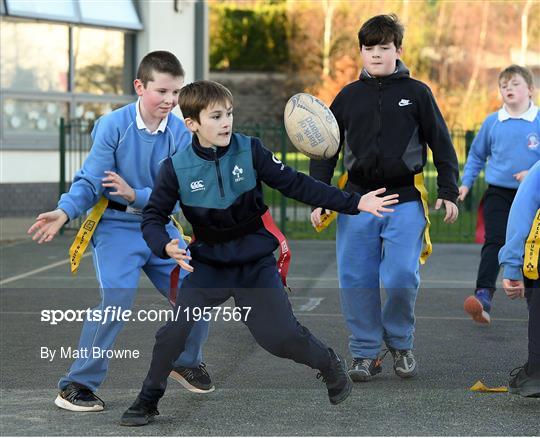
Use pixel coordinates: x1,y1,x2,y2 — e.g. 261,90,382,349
389,348,418,378
348,357,383,382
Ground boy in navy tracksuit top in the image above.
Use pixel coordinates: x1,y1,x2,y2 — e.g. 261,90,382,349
461,65,540,324
120,80,399,426
28,52,211,412
499,160,540,397
310,14,459,381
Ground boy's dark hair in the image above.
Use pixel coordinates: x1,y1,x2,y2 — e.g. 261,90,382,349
358,14,404,49
179,80,234,123
136,51,185,86
499,65,534,89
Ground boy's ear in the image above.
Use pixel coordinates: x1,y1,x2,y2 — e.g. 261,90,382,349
396,46,403,58
184,117,198,133
133,79,145,97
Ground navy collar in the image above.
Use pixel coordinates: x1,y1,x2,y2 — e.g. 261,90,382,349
192,134,230,160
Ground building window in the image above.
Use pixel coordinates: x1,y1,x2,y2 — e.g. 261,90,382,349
73,27,131,95
0,21,69,92
0,18,135,150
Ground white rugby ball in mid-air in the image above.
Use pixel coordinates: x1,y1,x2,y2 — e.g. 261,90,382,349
284,93,340,160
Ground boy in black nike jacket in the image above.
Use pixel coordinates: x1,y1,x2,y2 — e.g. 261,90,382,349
120,80,399,426
310,14,459,382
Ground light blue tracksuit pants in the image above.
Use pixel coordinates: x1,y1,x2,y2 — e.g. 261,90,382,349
58,219,209,392
336,201,426,360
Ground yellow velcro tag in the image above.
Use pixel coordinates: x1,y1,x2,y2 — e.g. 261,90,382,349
69,197,109,275
523,208,540,280
170,214,192,244
315,172,348,233
470,380,508,393
414,172,432,265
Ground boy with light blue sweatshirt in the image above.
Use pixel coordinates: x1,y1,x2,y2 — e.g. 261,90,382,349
460,65,540,324
28,51,212,412
499,160,540,397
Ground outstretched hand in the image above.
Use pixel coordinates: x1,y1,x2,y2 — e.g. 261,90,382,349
165,239,193,272
358,188,399,217
27,209,68,244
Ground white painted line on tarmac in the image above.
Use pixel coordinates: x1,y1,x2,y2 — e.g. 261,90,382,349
0,253,91,286
290,297,324,312
3,275,97,281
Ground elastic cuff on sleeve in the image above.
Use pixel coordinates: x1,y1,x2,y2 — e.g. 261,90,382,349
503,265,524,282
130,188,151,209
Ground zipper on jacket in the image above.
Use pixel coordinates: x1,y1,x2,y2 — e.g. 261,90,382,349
213,147,225,198
375,80,383,178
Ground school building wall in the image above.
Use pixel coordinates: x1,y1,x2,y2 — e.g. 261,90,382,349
0,1,206,217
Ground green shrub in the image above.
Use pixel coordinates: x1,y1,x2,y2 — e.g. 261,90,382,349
210,2,290,71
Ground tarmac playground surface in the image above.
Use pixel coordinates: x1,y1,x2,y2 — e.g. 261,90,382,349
0,233,538,436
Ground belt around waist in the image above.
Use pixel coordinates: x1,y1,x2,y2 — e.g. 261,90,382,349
192,207,268,244
347,173,417,190
107,199,142,215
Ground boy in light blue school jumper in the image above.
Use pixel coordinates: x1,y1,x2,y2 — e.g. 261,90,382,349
460,65,540,324
499,160,540,398
28,51,212,412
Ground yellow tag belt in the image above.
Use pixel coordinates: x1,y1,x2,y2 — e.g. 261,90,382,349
315,172,432,264
69,197,191,274
523,208,540,280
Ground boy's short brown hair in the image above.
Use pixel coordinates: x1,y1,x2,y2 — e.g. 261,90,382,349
358,14,404,50
136,51,185,86
179,80,234,123
499,65,534,88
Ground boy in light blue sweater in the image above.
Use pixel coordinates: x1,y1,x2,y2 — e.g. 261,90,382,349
499,160,540,397
28,51,212,412
459,65,540,324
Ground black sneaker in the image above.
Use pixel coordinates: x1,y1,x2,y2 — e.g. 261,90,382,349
389,348,418,378
169,362,215,393
316,348,352,405
120,397,159,427
509,364,540,398
348,357,383,382
54,382,104,412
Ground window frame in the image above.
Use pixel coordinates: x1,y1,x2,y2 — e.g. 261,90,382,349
0,18,137,150
4,0,142,30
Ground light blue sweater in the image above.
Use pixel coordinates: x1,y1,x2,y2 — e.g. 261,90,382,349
461,108,540,189
499,160,540,280
58,102,191,222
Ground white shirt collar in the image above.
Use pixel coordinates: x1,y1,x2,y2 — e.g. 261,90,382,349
136,98,168,134
498,102,538,122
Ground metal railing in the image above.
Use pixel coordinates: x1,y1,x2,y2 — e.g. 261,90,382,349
59,118,484,242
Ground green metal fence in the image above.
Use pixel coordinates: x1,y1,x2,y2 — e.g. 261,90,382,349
59,118,484,242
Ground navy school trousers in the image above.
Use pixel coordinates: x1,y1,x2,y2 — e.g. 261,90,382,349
138,253,332,403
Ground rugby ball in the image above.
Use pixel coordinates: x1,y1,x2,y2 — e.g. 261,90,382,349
284,93,340,160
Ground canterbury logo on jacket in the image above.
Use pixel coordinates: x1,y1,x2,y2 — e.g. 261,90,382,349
142,134,361,266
